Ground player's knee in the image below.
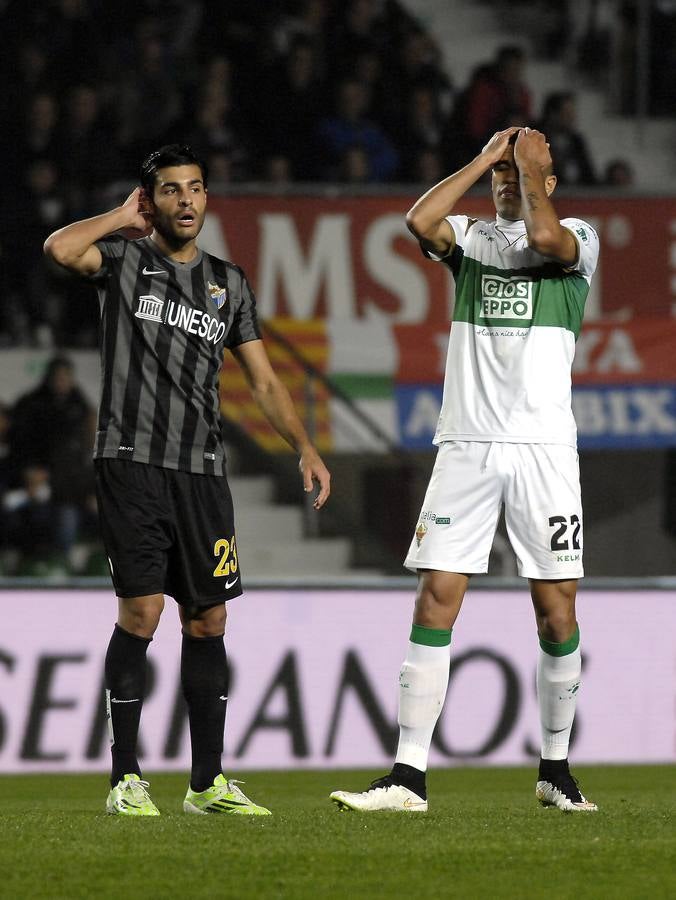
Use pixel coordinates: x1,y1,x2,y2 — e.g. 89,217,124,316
537,609,577,643
413,572,465,629
182,602,227,637
120,608,161,637
118,595,163,637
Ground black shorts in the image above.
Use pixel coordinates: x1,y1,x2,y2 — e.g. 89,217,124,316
94,459,243,606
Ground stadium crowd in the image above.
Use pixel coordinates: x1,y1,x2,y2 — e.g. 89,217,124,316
0,0,660,575
1,0,642,352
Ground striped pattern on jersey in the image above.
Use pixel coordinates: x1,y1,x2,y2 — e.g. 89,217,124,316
430,215,599,448
90,236,261,475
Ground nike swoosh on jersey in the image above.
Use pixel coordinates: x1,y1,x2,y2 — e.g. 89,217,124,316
142,266,167,275
225,577,239,589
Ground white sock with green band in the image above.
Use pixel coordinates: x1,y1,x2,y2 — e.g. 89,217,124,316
394,624,451,771
537,625,581,761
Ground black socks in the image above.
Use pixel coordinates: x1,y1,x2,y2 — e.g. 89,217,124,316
105,624,229,792
181,631,229,793
104,624,151,787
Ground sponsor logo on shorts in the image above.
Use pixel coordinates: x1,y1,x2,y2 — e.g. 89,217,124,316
421,511,452,525
415,522,428,546
480,275,533,320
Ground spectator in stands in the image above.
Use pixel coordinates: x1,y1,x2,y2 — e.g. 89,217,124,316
8,158,70,346
338,145,371,184
328,0,389,75
115,22,183,164
398,85,446,180
20,93,60,164
8,356,96,559
263,36,325,179
270,0,331,61
603,158,634,187
537,92,596,185
410,148,444,185
3,42,51,148
57,84,120,210
649,0,676,116
262,154,294,189
317,78,399,181
462,46,532,156
186,87,250,181
351,46,397,132
393,29,454,117
1,465,64,573
207,151,234,186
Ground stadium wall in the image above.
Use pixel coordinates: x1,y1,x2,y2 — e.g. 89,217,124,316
0,588,674,773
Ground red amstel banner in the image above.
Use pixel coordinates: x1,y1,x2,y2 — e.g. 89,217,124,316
208,195,676,323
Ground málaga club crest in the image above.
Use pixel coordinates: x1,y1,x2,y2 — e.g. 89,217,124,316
208,281,227,310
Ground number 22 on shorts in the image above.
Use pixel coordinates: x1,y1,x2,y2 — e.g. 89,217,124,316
213,536,238,577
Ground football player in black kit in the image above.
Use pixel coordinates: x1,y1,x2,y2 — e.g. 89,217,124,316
44,145,330,816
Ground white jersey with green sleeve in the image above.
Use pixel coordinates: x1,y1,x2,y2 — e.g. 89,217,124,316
431,214,599,447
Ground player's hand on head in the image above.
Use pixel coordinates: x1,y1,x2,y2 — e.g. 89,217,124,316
514,127,553,172
299,449,331,510
481,126,522,166
118,187,154,240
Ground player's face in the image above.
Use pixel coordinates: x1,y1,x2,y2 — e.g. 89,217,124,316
491,146,522,220
149,164,207,245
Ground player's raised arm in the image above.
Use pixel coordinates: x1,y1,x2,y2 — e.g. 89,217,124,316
230,339,331,510
43,188,153,276
513,127,578,265
406,126,522,257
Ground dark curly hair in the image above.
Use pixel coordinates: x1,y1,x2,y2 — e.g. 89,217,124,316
140,144,209,196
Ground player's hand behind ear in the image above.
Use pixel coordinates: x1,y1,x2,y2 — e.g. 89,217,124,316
118,187,154,240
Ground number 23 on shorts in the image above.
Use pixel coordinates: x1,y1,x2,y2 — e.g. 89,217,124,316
213,536,238,577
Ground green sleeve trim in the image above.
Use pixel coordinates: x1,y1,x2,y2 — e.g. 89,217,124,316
539,624,580,657
410,624,452,647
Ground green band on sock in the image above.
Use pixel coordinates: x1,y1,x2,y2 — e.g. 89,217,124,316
410,624,452,647
539,624,580,657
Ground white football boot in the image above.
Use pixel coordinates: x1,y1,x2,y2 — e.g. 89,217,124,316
536,760,598,812
330,775,428,812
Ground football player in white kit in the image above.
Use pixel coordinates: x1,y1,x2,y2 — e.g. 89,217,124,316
331,126,599,813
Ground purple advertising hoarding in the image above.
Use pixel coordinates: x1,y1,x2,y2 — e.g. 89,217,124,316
0,589,674,772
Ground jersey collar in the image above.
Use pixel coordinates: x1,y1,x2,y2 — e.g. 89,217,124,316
495,214,526,230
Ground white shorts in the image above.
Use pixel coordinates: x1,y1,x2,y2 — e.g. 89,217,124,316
404,441,584,579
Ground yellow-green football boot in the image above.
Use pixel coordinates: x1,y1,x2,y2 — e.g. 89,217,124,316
106,774,160,816
183,774,271,815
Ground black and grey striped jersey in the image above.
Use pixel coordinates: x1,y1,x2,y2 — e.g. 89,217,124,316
89,235,261,476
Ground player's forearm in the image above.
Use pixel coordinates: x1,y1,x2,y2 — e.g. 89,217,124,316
406,152,489,239
44,207,129,266
518,163,566,255
252,380,314,455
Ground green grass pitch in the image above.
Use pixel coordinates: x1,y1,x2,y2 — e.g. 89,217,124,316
0,766,674,899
